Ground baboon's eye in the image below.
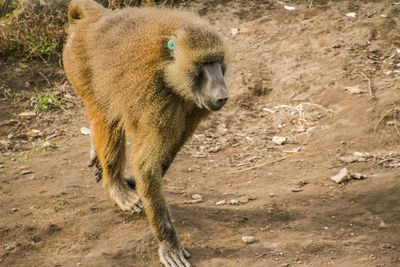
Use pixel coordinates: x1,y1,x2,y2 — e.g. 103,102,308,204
167,40,175,51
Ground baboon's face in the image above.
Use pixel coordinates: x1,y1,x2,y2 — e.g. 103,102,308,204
163,26,229,111
192,62,228,111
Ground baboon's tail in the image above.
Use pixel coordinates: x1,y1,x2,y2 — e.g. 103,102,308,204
68,0,107,23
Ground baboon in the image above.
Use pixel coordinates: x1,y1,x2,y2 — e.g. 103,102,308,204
63,0,229,266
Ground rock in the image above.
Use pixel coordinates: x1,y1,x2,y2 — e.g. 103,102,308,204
0,165,4,169
350,172,366,180
191,194,202,200
80,127,91,135
269,193,275,197
352,152,369,161
272,136,286,145
292,188,303,192
344,85,364,94
242,236,255,243
345,12,357,18
216,200,226,206
11,208,19,212
230,199,239,205
330,168,350,183
339,156,358,163
184,199,203,204
379,221,389,228
283,5,296,11
238,196,249,203
21,170,33,175
18,111,36,117
230,28,239,35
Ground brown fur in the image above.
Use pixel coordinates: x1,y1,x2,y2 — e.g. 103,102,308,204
63,0,229,265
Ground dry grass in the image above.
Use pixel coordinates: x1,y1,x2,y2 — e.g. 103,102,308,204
0,0,183,60
0,0,67,60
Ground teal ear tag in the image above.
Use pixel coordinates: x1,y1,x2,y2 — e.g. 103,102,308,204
167,40,175,51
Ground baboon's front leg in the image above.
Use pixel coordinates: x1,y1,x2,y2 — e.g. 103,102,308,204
131,135,190,267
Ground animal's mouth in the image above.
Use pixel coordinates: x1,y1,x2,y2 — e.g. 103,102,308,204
204,97,228,111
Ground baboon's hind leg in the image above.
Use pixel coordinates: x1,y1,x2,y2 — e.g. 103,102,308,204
92,117,143,213
88,119,136,188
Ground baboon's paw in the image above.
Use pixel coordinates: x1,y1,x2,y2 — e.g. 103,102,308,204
109,183,143,213
159,242,191,267
87,156,97,167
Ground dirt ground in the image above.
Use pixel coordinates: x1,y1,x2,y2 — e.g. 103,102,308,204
1,0,400,266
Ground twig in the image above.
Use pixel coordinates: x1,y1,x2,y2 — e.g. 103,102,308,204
308,0,314,8
393,123,400,137
255,253,267,259
226,157,287,174
39,72,52,86
360,72,375,100
374,113,387,134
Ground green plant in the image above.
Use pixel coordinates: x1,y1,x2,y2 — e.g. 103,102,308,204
16,153,29,163
34,88,65,112
2,87,21,99
37,141,59,151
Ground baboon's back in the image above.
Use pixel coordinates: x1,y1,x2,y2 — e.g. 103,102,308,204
63,4,202,118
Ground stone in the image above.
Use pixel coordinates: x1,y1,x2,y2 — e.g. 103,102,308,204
242,236,255,243
331,168,350,183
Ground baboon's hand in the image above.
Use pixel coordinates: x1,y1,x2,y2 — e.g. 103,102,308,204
159,242,191,267
87,155,97,167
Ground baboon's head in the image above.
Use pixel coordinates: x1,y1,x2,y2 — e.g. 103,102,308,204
164,23,229,111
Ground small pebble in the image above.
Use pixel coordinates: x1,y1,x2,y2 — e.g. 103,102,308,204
80,127,91,135
330,168,350,183
292,188,303,192
191,194,202,200
350,172,366,180
272,136,287,145
379,221,389,228
242,236,255,243
21,170,33,175
11,208,19,212
238,196,249,203
216,200,226,206
184,199,203,204
230,199,239,205
339,156,357,163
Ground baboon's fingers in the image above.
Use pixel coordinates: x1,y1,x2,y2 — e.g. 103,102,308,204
87,157,97,167
159,244,191,267
95,173,102,183
94,162,103,183
182,247,191,258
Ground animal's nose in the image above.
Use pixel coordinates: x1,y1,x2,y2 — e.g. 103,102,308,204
217,97,228,106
